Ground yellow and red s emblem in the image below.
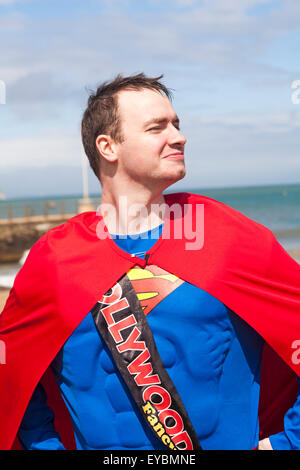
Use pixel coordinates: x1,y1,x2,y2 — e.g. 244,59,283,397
127,265,184,316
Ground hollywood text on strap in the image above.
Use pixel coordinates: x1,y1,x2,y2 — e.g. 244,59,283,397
91,274,202,450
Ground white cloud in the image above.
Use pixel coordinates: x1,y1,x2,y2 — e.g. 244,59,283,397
191,110,300,133
0,134,83,169
0,0,32,5
1,1,298,98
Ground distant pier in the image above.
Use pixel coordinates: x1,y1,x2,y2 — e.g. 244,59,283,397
0,197,97,262
0,213,76,226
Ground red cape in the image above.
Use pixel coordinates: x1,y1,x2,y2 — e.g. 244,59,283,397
1,192,299,450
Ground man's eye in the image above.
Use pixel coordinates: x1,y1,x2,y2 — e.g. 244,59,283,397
148,127,161,131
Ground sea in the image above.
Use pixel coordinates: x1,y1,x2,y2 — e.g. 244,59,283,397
0,183,299,288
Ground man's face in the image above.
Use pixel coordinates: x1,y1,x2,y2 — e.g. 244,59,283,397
114,88,187,190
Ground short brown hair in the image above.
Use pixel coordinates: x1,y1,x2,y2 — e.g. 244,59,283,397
81,73,172,180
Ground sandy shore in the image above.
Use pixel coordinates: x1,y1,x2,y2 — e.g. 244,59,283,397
0,289,9,311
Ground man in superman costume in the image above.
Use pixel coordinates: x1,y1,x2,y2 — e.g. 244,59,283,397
1,74,300,451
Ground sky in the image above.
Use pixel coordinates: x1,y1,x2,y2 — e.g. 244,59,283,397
0,0,300,198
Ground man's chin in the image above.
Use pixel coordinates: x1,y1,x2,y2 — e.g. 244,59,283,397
170,166,186,182
160,168,186,189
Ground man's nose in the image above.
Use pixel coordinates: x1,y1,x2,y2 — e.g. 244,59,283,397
168,125,187,146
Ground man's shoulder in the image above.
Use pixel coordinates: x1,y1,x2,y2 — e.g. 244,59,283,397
40,211,97,240
13,211,99,294
164,191,227,210
164,190,238,208
26,211,98,261
166,191,273,238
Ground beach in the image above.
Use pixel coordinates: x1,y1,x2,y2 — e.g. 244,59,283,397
0,289,9,311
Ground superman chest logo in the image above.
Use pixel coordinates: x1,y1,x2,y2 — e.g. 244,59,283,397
127,265,184,316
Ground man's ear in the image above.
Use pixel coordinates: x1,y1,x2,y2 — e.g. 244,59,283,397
95,135,118,163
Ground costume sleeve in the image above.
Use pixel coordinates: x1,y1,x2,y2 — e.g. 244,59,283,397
268,377,300,450
17,382,65,450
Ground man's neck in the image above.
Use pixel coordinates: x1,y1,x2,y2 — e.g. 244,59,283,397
99,188,166,236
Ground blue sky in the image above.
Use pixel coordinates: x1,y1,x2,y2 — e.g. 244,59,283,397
0,0,299,198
